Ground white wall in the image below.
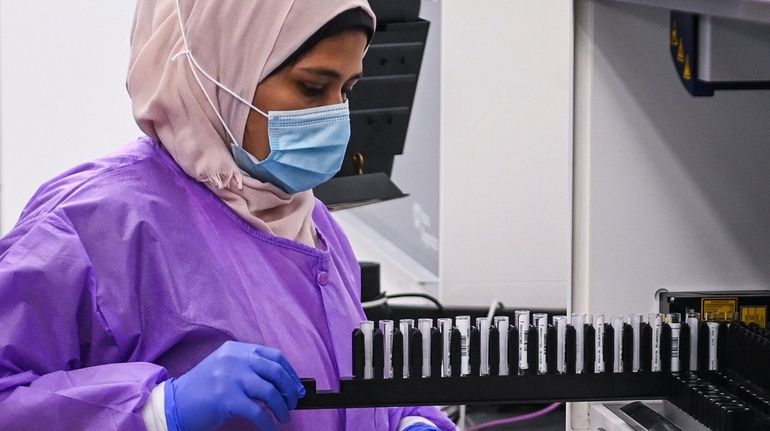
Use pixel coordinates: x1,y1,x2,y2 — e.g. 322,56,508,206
573,3,770,429
439,1,573,309
0,1,141,232
574,0,770,319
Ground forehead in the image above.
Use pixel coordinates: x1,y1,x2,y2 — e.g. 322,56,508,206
292,31,368,69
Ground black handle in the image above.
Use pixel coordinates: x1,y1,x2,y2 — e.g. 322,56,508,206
584,325,596,375
470,327,481,377
409,328,423,379
373,328,385,379
489,326,500,376
392,329,404,379
353,328,365,379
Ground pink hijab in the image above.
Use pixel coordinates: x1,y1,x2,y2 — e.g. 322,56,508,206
127,0,375,247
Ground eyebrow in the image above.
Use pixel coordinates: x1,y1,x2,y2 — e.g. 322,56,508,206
298,66,363,81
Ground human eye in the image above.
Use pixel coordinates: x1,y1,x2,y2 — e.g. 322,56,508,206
299,82,324,98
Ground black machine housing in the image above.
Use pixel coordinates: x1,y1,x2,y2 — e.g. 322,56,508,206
314,0,428,210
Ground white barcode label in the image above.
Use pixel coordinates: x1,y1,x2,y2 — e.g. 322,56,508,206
538,318,547,374
708,322,719,370
670,321,682,373
671,334,679,372
455,316,471,376
671,335,679,357
518,314,529,371
651,316,662,372
595,316,605,373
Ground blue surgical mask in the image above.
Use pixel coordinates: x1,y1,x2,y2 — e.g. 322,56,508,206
172,0,350,194
230,102,351,194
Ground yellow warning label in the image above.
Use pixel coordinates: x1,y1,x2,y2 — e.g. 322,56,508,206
701,298,737,320
741,306,767,328
683,55,693,81
671,22,679,47
677,39,686,63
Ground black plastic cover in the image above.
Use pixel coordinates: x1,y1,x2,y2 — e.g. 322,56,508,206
314,172,408,211
315,15,429,209
359,261,381,303
584,325,596,375
368,0,421,23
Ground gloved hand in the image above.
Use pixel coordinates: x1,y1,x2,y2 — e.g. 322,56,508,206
403,424,441,431
164,341,306,431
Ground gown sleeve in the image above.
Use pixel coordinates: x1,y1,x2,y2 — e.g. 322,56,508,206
0,210,167,430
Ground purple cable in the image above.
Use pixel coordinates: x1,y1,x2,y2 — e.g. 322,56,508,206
466,402,562,431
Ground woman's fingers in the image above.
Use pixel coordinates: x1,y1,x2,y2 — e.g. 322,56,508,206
242,374,292,423
248,353,302,409
253,345,303,389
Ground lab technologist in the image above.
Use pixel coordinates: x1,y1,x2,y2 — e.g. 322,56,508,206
0,1,455,430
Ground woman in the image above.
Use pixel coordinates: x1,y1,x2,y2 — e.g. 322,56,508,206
0,0,454,430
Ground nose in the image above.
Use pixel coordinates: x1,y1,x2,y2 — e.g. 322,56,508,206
324,87,346,106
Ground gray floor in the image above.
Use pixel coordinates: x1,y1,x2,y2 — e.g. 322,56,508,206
463,404,566,430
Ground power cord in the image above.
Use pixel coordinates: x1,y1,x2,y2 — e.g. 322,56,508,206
385,293,444,312
361,292,444,313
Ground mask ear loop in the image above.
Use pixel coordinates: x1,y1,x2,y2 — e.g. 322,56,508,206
174,0,277,190
173,0,268,153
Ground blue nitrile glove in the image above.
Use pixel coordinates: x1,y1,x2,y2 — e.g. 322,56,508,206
403,424,441,431
164,341,306,431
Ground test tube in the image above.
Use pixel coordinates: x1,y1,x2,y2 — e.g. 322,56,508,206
666,313,682,372
515,310,531,330
535,314,548,374
554,315,567,374
437,318,453,377
399,319,414,378
455,316,471,376
476,317,491,376
494,316,510,375
649,313,663,372
594,314,605,373
686,311,700,371
612,315,624,373
571,313,586,374
531,313,547,332
418,319,433,377
379,320,394,379
360,321,374,379
707,321,719,370
515,311,530,374
629,314,643,372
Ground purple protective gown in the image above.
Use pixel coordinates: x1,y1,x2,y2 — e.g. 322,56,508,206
0,137,455,431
